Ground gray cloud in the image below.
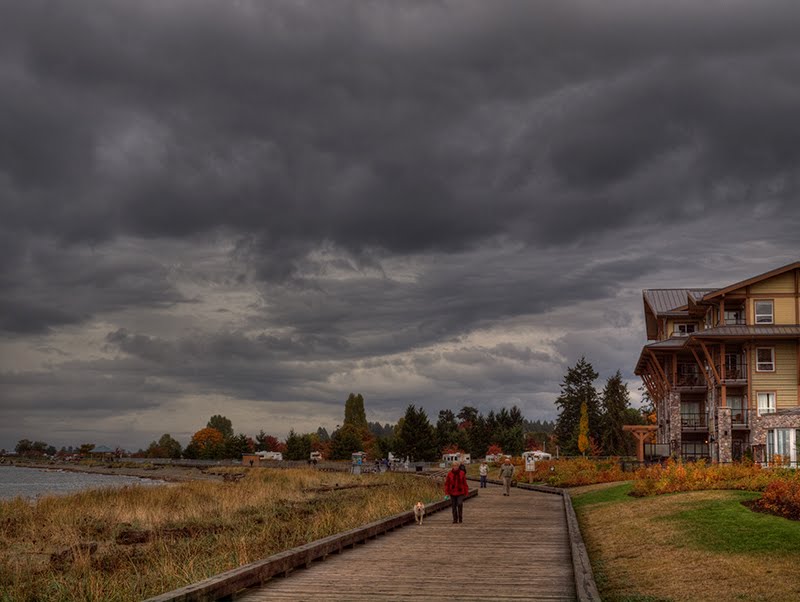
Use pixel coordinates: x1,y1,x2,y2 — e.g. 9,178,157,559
2,1,800,449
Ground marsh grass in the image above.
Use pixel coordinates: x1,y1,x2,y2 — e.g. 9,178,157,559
0,468,443,602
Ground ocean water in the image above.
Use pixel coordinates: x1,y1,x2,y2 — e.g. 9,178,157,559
0,465,165,501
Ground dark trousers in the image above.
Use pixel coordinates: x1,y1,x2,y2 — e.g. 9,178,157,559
450,494,464,522
480,475,487,488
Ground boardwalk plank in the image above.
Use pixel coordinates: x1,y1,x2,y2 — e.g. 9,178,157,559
236,484,575,601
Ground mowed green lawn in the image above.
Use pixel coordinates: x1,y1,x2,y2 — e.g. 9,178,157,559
572,483,800,602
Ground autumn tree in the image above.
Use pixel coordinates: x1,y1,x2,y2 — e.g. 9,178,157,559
578,401,590,456
255,431,281,452
184,427,224,459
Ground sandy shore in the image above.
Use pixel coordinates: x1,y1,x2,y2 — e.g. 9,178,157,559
7,460,226,483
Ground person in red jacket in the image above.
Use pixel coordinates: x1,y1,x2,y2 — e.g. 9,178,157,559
444,461,469,523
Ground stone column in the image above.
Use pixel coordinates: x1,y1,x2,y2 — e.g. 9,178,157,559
668,391,682,457
717,408,732,463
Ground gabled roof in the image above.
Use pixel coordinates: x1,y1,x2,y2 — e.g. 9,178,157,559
643,288,714,339
703,261,800,300
643,289,715,316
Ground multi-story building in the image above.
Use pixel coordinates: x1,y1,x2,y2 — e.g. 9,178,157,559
635,261,800,464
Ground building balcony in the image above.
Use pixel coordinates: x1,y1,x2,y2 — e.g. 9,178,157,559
675,363,706,389
681,412,708,430
715,356,747,383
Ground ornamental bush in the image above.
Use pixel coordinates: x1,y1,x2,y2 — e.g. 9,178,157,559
630,459,784,497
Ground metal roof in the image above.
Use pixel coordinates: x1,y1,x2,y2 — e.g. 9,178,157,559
693,325,800,338
645,337,689,349
643,289,714,315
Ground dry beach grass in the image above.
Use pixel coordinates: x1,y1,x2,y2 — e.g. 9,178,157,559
0,467,444,602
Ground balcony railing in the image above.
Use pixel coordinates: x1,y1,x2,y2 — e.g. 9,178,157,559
722,315,746,326
675,363,706,388
729,407,749,427
681,412,708,430
716,356,747,382
681,441,710,460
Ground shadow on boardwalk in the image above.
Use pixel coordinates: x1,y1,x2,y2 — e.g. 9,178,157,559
236,484,575,601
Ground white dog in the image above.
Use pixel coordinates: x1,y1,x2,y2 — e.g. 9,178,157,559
413,501,425,525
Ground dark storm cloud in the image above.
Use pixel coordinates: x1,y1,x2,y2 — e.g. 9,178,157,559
3,1,800,267
3,1,800,449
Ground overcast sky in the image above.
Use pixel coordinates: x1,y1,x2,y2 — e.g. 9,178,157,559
2,1,800,451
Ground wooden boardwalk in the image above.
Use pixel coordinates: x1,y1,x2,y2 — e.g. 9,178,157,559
236,483,576,601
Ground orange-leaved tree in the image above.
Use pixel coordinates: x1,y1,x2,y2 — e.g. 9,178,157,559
577,401,589,456
188,427,224,459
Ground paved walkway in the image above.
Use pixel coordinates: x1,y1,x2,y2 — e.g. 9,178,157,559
236,483,575,601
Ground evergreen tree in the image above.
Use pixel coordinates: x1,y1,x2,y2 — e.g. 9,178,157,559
207,415,234,440
343,393,368,430
600,370,632,456
330,424,364,460
554,357,601,455
224,433,252,459
316,427,331,442
395,405,438,462
435,409,459,451
284,429,310,461
466,413,492,458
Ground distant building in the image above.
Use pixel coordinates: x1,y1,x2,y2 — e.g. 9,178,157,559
635,261,800,464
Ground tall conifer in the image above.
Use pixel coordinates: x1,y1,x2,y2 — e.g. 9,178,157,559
554,357,600,455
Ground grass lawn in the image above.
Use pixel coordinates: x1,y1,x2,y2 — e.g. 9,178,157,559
573,483,800,602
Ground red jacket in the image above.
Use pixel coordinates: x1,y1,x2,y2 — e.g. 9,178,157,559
444,468,469,496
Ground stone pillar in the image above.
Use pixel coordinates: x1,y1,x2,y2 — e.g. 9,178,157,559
668,391,682,457
717,408,732,463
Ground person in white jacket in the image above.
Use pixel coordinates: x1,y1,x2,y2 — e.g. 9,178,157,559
479,462,488,488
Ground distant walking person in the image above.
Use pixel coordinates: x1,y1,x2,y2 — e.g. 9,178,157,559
444,461,469,523
498,457,515,496
479,462,488,488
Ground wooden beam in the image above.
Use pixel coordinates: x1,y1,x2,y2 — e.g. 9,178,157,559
699,340,721,384
644,364,666,399
647,349,671,392
720,298,725,326
647,360,668,399
672,351,678,385
690,346,714,387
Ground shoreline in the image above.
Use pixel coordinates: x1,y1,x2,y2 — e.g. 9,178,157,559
4,460,225,483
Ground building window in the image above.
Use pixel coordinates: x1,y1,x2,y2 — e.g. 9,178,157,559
766,429,797,465
754,300,774,324
756,347,775,372
757,392,776,415
674,323,696,336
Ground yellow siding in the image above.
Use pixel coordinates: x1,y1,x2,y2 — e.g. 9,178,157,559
748,297,798,325
751,342,798,407
750,271,796,293
775,298,796,324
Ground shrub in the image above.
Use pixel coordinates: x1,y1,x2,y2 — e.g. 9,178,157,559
528,457,627,488
630,459,784,497
752,479,800,520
